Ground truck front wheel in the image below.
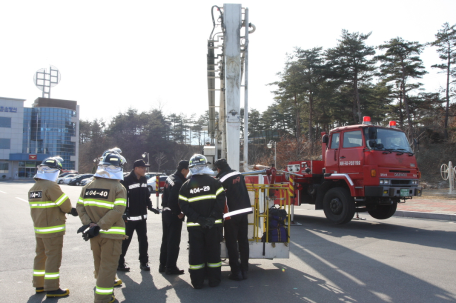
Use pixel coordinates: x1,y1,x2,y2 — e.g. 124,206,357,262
323,187,355,224
367,202,397,219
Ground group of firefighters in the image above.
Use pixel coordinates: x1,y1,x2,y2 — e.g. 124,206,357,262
28,147,252,303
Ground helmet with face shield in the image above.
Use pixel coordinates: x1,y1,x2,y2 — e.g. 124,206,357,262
94,149,127,180
34,156,64,182
187,154,214,177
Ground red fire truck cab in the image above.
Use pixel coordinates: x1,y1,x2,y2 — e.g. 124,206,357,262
286,117,422,224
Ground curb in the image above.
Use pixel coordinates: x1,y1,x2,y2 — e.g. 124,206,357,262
394,210,456,221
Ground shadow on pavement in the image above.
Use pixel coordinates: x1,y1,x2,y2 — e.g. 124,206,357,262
118,270,171,302
286,215,456,302
293,214,456,251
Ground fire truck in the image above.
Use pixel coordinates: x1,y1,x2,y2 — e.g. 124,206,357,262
279,116,423,224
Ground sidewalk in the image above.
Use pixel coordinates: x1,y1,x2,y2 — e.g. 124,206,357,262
395,188,456,221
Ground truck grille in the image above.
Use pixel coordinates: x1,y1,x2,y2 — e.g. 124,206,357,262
391,180,411,185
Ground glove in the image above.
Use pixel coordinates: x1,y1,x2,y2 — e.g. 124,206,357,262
122,212,128,222
197,217,208,228
148,207,160,214
76,224,99,241
77,224,90,234
69,207,78,217
206,217,215,229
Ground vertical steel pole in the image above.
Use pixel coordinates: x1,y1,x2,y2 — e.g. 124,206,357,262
449,161,454,194
243,8,249,171
223,4,242,171
156,175,160,209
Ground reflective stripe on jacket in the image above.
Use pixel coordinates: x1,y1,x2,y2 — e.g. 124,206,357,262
29,179,72,238
76,177,127,239
178,174,226,229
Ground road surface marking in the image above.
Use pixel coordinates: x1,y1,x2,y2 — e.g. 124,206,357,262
16,197,28,203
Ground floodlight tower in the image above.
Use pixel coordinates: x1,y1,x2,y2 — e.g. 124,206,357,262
33,65,61,98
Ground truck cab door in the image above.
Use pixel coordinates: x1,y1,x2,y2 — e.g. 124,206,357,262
325,132,340,174
339,130,364,180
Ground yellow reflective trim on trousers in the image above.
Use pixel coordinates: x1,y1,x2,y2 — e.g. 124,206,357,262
189,263,205,270
33,270,45,276
34,225,65,234
55,193,68,206
95,286,113,295
188,195,216,202
179,195,188,201
99,227,125,235
215,219,222,224
216,187,224,196
207,262,222,268
44,272,60,279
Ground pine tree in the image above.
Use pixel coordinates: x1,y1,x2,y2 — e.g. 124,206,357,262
429,22,456,140
377,37,427,137
325,30,377,124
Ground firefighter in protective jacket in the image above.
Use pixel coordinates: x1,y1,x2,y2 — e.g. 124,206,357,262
29,156,76,298
215,159,252,280
77,149,127,303
178,154,225,289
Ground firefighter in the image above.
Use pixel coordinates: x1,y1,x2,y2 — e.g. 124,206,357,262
77,149,127,303
29,156,76,297
118,159,159,272
178,154,225,289
159,160,189,275
215,159,252,280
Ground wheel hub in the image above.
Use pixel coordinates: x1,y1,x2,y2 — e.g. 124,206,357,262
329,198,343,215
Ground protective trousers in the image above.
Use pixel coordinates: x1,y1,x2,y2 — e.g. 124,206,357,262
90,236,122,303
188,226,222,288
118,220,148,265
33,236,63,291
224,214,249,274
159,211,183,269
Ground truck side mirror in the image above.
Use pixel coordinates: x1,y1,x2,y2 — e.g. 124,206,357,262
322,134,329,144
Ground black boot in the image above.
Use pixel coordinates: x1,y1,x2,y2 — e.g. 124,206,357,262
165,267,185,275
35,287,44,294
117,263,130,272
140,262,150,271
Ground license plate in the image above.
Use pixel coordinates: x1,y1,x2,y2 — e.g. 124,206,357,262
400,189,409,197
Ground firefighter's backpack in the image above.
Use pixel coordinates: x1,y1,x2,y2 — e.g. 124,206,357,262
262,206,288,243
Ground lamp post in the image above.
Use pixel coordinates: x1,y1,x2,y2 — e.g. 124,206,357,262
267,140,276,168
142,152,150,172
92,158,98,174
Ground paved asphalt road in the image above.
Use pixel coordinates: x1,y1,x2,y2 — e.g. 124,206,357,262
1,181,455,303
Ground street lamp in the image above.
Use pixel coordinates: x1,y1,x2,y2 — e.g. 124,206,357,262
142,152,150,171
92,158,98,174
267,140,276,168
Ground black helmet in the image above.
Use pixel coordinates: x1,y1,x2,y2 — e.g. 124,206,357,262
39,157,63,170
189,154,207,168
99,152,126,168
214,158,230,170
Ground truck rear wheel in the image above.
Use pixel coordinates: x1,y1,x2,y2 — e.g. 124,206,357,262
367,202,397,219
323,187,355,224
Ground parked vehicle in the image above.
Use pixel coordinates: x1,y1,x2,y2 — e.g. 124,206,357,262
147,175,167,194
69,174,93,186
58,174,78,184
80,176,94,186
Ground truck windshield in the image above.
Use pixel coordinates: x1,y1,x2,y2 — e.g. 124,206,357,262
364,128,412,152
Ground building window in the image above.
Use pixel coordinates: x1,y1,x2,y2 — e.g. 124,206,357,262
0,117,11,128
0,139,10,149
0,163,8,173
